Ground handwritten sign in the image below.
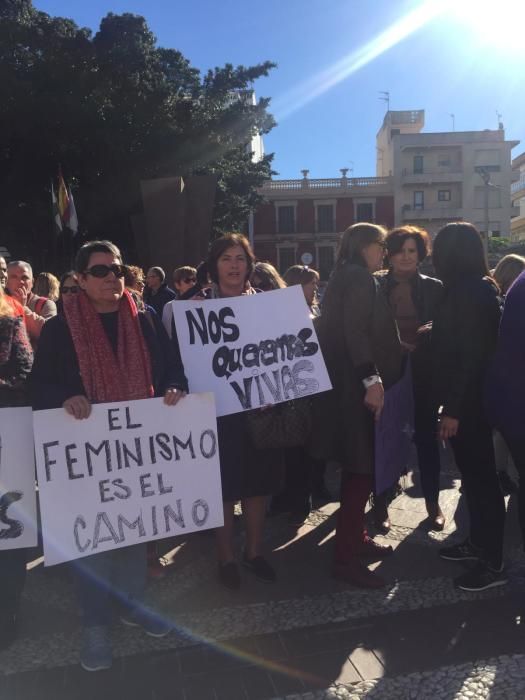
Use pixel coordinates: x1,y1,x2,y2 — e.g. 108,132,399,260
169,286,332,416
33,394,223,566
0,407,38,550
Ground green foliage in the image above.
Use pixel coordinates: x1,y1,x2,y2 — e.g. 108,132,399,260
0,1,276,266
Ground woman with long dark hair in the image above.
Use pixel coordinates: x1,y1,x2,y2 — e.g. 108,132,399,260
432,222,505,591
312,223,403,588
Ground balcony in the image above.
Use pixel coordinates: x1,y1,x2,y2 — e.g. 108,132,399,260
401,168,463,184
260,176,392,194
402,204,463,221
512,177,525,199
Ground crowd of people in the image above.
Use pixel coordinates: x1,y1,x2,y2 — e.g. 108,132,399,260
1,220,525,673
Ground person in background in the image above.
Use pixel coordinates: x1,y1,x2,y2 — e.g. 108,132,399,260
251,261,286,291
143,266,176,316
33,272,60,303
0,255,7,290
376,226,445,531
432,222,505,592
0,282,33,650
173,266,197,298
194,233,284,590
123,265,146,296
312,223,403,589
31,240,188,672
283,265,320,316
7,260,57,346
490,254,525,495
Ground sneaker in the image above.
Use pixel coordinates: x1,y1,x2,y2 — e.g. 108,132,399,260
360,536,394,560
218,561,241,590
455,562,508,592
242,554,276,583
439,539,481,562
120,607,172,638
80,625,112,672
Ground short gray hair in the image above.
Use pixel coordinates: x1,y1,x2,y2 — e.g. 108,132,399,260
8,260,33,278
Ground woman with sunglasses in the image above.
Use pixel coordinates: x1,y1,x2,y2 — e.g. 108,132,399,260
31,240,188,672
312,223,403,588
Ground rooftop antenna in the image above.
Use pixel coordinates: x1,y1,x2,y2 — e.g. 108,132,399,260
379,91,390,112
496,110,503,130
449,113,455,131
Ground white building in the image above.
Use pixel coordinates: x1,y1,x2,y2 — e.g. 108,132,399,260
511,151,525,241
376,110,519,237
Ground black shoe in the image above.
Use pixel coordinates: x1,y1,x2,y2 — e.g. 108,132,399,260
454,562,508,592
242,554,276,583
288,509,310,526
439,539,482,562
218,561,241,590
312,485,333,504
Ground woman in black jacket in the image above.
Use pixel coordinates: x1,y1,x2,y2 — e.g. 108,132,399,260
431,222,505,592
376,226,444,530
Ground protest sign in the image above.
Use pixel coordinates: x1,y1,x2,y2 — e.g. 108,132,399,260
0,407,38,550
170,286,332,416
33,394,222,566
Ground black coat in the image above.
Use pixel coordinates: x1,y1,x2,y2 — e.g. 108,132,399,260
310,262,403,472
143,283,177,317
31,310,187,411
431,276,501,420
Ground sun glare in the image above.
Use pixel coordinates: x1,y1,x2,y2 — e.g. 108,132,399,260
447,0,525,53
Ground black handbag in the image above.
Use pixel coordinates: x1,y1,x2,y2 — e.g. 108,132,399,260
245,397,312,449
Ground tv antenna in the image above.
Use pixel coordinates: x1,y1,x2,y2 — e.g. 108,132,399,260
379,91,390,111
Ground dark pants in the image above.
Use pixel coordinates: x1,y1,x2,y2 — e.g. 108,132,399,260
0,549,27,624
73,544,147,628
334,473,373,564
413,392,441,503
450,413,505,569
498,432,525,549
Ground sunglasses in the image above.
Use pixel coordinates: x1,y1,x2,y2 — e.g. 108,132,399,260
84,264,126,279
61,286,79,295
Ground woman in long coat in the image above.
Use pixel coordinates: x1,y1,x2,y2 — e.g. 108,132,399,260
313,223,403,588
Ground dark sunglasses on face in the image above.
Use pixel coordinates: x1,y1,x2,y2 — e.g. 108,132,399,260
84,264,126,279
61,286,79,295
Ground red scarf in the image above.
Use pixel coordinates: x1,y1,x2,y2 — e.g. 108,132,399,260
63,288,154,403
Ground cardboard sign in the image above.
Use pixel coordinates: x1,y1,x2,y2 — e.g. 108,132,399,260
169,286,332,416
0,407,38,550
33,394,223,566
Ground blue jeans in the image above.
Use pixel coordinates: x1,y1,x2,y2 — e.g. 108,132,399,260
73,543,147,628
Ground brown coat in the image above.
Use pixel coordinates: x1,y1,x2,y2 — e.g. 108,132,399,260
310,262,402,473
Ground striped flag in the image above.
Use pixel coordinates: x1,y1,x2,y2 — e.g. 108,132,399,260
51,182,63,236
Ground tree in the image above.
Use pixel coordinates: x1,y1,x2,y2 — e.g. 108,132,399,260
0,2,276,268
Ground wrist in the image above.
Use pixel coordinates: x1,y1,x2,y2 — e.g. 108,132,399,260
363,375,382,389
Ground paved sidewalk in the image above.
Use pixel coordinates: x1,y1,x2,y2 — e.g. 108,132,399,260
2,457,525,699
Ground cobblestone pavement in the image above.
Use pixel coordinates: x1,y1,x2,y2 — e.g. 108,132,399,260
1,456,525,699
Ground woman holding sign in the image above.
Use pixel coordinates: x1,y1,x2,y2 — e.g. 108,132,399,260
0,283,33,649
31,240,188,672
200,234,284,590
313,223,403,589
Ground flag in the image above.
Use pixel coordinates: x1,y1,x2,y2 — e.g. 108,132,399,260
57,169,70,225
51,182,63,236
68,187,78,235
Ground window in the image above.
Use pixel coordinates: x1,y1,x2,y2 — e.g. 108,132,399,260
413,191,424,210
356,202,374,222
316,204,334,233
277,206,295,234
438,157,451,167
278,247,295,272
413,155,424,174
318,246,335,280
438,190,451,202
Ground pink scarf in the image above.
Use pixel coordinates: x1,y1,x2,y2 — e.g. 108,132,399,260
63,288,154,403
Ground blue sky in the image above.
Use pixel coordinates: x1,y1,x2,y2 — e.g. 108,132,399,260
34,0,525,179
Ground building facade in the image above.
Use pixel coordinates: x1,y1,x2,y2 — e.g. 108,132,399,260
377,110,518,237
253,110,519,277
511,151,525,241
253,172,394,279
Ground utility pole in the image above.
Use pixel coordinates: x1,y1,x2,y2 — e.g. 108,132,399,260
449,113,455,131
